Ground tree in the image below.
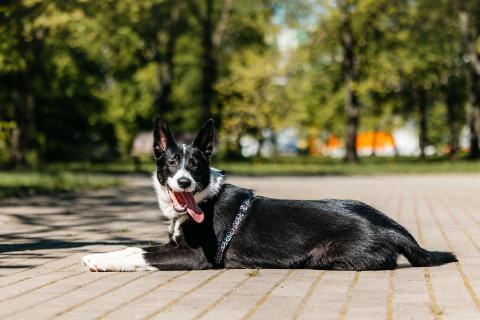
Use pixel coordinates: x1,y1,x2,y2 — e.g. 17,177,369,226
338,0,359,162
444,72,467,159
295,0,400,162
144,1,186,117
458,1,480,159
358,0,465,159
217,49,296,157
2,0,479,166
0,1,43,166
186,0,236,126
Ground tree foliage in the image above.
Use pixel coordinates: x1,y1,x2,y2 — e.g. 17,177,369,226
0,0,479,166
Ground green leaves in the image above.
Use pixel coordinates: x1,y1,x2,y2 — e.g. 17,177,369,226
0,0,479,165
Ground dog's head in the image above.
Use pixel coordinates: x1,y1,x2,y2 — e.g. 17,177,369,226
152,118,217,223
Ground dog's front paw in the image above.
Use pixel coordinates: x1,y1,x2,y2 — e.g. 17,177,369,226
81,247,156,272
82,253,110,272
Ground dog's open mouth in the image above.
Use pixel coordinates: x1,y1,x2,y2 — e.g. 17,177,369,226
167,187,204,223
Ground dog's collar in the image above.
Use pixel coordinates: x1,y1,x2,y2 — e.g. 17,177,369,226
214,192,254,267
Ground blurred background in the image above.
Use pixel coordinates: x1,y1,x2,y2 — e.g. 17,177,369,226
1,0,480,196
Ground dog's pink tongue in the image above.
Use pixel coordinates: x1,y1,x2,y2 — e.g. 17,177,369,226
182,192,204,223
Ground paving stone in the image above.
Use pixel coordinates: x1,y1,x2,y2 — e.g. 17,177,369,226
0,175,479,319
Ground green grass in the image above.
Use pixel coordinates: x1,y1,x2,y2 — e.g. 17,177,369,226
1,156,478,199
40,155,480,176
218,158,480,176
0,171,122,199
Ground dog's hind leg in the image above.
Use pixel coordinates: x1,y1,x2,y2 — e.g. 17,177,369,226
318,256,397,271
307,240,399,271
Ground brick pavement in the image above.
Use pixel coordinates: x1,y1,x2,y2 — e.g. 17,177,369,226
0,175,479,319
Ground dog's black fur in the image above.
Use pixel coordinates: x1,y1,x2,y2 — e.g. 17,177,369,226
144,119,457,271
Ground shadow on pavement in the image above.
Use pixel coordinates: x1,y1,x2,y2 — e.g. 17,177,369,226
0,179,166,255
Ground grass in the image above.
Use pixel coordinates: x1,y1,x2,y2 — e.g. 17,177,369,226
218,158,480,176
0,171,122,199
1,155,478,199
44,155,480,176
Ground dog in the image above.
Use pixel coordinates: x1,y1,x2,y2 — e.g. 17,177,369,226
82,118,457,271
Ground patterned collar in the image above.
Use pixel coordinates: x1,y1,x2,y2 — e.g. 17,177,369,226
214,192,254,267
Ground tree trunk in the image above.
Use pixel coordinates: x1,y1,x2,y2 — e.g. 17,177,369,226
418,91,428,160
392,132,399,157
446,78,459,159
154,3,181,115
459,10,480,159
186,0,235,127
10,126,22,166
154,50,175,115
12,90,35,167
370,128,378,157
200,0,216,125
339,0,359,163
467,70,480,158
271,131,279,157
446,101,459,159
255,133,264,158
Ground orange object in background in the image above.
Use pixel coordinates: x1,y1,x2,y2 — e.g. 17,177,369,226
323,131,396,157
326,135,342,149
357,131,396,153
322,135,344,157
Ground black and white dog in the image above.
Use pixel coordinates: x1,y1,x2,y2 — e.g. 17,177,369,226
82,119,457,271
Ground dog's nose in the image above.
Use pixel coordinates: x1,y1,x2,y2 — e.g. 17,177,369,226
177,177,191,189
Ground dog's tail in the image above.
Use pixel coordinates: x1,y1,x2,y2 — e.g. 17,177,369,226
393,231,457,267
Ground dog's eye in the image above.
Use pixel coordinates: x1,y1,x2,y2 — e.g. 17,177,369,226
167,160,178,166
189,159,198,168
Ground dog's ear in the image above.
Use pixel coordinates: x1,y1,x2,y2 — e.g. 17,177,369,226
193,119,215,158
153,117,176,157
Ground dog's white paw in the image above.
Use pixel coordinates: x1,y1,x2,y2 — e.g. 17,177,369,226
82,247,156,272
